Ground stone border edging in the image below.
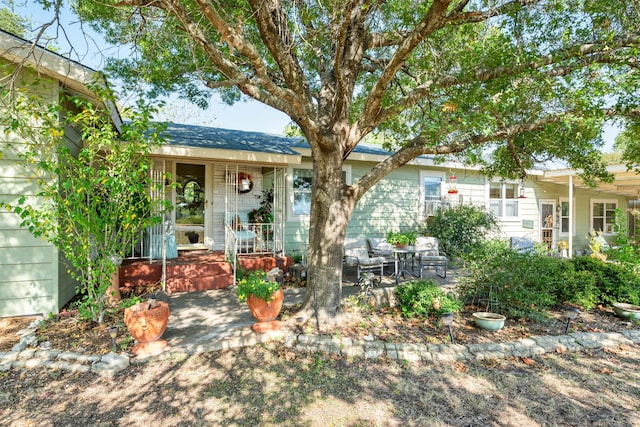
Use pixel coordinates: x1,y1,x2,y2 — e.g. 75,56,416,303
0,349,129,377
2,327,639,377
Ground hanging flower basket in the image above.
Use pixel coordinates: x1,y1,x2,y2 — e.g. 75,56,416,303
237,172,253,194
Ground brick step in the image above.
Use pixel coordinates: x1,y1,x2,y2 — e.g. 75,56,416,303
166,273,234,293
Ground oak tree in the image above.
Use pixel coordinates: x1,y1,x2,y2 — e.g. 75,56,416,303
66,0,640,325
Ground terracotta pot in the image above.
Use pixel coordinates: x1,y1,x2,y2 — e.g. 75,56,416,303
246,288,284,333
124,301,170,356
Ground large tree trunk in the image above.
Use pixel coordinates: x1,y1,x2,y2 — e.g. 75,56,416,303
297,144,355,329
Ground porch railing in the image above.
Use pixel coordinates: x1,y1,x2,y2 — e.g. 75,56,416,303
425,195,486,216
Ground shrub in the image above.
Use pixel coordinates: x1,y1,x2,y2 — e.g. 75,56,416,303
572,257,640,305
424,205,498,261
395,280,462,318
459,240,563,322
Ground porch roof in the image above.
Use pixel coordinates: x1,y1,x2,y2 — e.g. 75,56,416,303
538,164,640,200
156,123,303,164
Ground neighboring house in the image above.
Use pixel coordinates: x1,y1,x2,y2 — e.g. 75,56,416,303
0,30,121,317
1,29,637,317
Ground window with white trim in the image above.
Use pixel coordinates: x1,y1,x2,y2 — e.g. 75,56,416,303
488,181,519,218
558,198,574,235
591,199,617,234
420,172,444,217
290,165,351,218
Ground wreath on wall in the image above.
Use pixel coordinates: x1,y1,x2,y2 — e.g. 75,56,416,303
237,172,253,194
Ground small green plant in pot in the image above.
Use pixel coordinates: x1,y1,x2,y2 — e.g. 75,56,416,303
236,270,284,333
386,230,417,247
236,270,281,302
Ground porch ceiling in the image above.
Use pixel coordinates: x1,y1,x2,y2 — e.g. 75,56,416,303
539,164,640,199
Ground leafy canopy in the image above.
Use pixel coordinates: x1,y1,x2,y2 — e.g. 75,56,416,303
70,0,640,183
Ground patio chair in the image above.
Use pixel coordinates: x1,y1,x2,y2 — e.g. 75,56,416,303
414,236,448,278
227,212,257,253
344,238,390,280
366,237,398,275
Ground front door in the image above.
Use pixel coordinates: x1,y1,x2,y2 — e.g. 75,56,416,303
540,200,555,251
175,163,207,249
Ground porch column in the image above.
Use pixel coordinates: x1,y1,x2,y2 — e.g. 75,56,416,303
569,175,573,258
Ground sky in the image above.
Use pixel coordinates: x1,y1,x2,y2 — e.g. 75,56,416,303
10,1,292,135
10,1,621,145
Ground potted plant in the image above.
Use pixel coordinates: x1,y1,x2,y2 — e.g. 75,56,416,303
386,230,417,248
236,270,284,333
185,230,199,244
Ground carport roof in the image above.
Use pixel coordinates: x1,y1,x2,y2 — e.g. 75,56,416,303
539,164,640,199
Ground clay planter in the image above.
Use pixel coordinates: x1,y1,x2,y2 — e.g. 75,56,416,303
124,301,170,356
612,303,640,320
246,288,284,333
472,312,506,331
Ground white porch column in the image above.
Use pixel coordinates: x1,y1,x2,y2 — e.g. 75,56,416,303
569,174,574,258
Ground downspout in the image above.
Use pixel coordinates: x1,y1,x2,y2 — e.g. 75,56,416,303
569,174,574,258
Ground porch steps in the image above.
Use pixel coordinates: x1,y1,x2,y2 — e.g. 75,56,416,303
118,251,293,294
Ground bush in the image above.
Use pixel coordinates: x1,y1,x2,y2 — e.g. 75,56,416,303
460,240,564,322
572,257,640,305
424,205,498,261
460,239,640,319
395,280,462,318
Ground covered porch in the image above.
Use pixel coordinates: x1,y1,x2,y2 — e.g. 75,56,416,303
121,124,302,292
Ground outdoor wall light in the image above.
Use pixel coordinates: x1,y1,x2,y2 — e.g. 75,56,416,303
563,307,580,334
441,312,455,344
108,326,118,352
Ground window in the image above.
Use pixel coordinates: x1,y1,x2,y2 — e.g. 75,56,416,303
558,198,574,235
291,165,350,217
488,181,519,218
292,168,313,215
420,173,443,216
591,200,617,234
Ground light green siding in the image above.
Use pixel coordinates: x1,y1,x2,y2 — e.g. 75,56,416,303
0,63,76,317
282,156,631,258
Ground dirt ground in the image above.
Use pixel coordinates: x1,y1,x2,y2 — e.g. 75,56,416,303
0,287,638,356
1,342,639,426
1,281,640,426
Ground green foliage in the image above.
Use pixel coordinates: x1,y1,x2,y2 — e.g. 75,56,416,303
460,243,560,322
573,257,640,306
386,230,416,246
395,280,462,318
424,205,498,261
236,270,281,302
1,81,169,323
605,209,640,266
0,7,30,37
461,239,640,320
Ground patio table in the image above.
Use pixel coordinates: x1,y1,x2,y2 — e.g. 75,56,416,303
392,246,419,284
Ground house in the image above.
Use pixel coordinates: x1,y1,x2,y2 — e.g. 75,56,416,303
1,29,637,317
0,29,122,317
151,123,634,260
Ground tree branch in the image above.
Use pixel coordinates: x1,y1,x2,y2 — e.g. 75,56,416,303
373,34,640,126
350,0,453,155
351,106,640,200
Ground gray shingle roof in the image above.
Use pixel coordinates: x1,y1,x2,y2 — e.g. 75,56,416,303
162,122,398,157
162,123,302,155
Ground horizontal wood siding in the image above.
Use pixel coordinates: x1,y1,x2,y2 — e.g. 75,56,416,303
349,162,421,239
0,65,64,316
